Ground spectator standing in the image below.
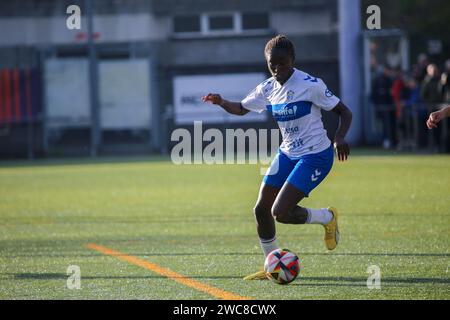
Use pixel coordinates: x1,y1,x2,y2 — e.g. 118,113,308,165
399,76,422,150
439,59,450,103
371,66,395,149
421,64,442,104
421,64,442,149
415,53,429,83
391,69,408,149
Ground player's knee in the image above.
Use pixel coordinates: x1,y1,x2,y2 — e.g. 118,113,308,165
253,204,270,218
271,205,289,223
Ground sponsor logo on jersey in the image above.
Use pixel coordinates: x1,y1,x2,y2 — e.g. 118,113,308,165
267,101,312,122
273,104,297,117
283,126,299,134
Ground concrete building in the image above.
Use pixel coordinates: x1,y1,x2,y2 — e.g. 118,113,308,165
0,0,341,158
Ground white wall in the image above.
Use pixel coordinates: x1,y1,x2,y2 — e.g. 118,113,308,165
0,10,334,47
271,10,333,35
0,14,170,46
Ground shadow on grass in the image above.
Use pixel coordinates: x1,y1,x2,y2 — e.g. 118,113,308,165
302,252,450,257
0,147,435,169
6,273,243,280
5,273,450,287
3,252,449,258
1,252,260,258
0,155,171,169
292,276,450,287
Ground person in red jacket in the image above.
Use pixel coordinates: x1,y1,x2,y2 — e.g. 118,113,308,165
391,69,406,119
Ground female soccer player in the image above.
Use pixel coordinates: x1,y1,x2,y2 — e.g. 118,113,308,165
202,35,353,280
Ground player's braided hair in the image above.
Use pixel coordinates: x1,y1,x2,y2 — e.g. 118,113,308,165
264,34,295,61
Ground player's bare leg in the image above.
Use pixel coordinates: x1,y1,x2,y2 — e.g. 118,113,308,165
271,182,340,250
244,183,281,280
254,183,280,240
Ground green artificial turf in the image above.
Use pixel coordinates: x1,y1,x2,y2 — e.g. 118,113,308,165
0,151,449,299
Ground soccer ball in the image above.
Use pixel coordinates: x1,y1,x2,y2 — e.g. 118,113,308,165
264,248,300,284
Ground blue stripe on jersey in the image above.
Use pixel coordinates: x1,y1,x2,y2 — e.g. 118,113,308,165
266,101,312,122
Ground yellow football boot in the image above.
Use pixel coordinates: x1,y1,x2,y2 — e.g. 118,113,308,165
324,207,340,250
243,270,268,280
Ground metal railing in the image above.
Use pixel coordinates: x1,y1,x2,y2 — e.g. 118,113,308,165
371,102,449,152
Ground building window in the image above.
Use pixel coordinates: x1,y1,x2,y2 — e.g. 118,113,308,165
172,12,270,37
242,12,269,30
173,15,201,33
208,14,234,31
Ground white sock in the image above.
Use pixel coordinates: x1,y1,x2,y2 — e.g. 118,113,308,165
259,236,279,257
306,208,333,225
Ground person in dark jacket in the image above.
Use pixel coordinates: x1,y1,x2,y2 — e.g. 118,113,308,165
371,66,395,148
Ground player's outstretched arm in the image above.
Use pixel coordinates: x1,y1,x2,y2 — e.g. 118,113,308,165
426,105,450,129
331,101,353,162
201,93,250,116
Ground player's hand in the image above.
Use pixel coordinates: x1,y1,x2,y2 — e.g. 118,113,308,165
334,137,350,162
426,110,444,129
201,93,223,105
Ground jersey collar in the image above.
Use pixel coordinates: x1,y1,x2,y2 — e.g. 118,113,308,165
274,68,297,89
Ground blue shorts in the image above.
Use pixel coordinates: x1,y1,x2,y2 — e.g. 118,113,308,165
263,145,334,196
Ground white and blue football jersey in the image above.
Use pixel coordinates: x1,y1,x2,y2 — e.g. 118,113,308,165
241,68,340,158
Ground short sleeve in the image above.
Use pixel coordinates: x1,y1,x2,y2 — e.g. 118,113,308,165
241,85,268,114
310,79,340,111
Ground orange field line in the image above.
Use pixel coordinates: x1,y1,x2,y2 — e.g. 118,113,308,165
86,243,250,300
